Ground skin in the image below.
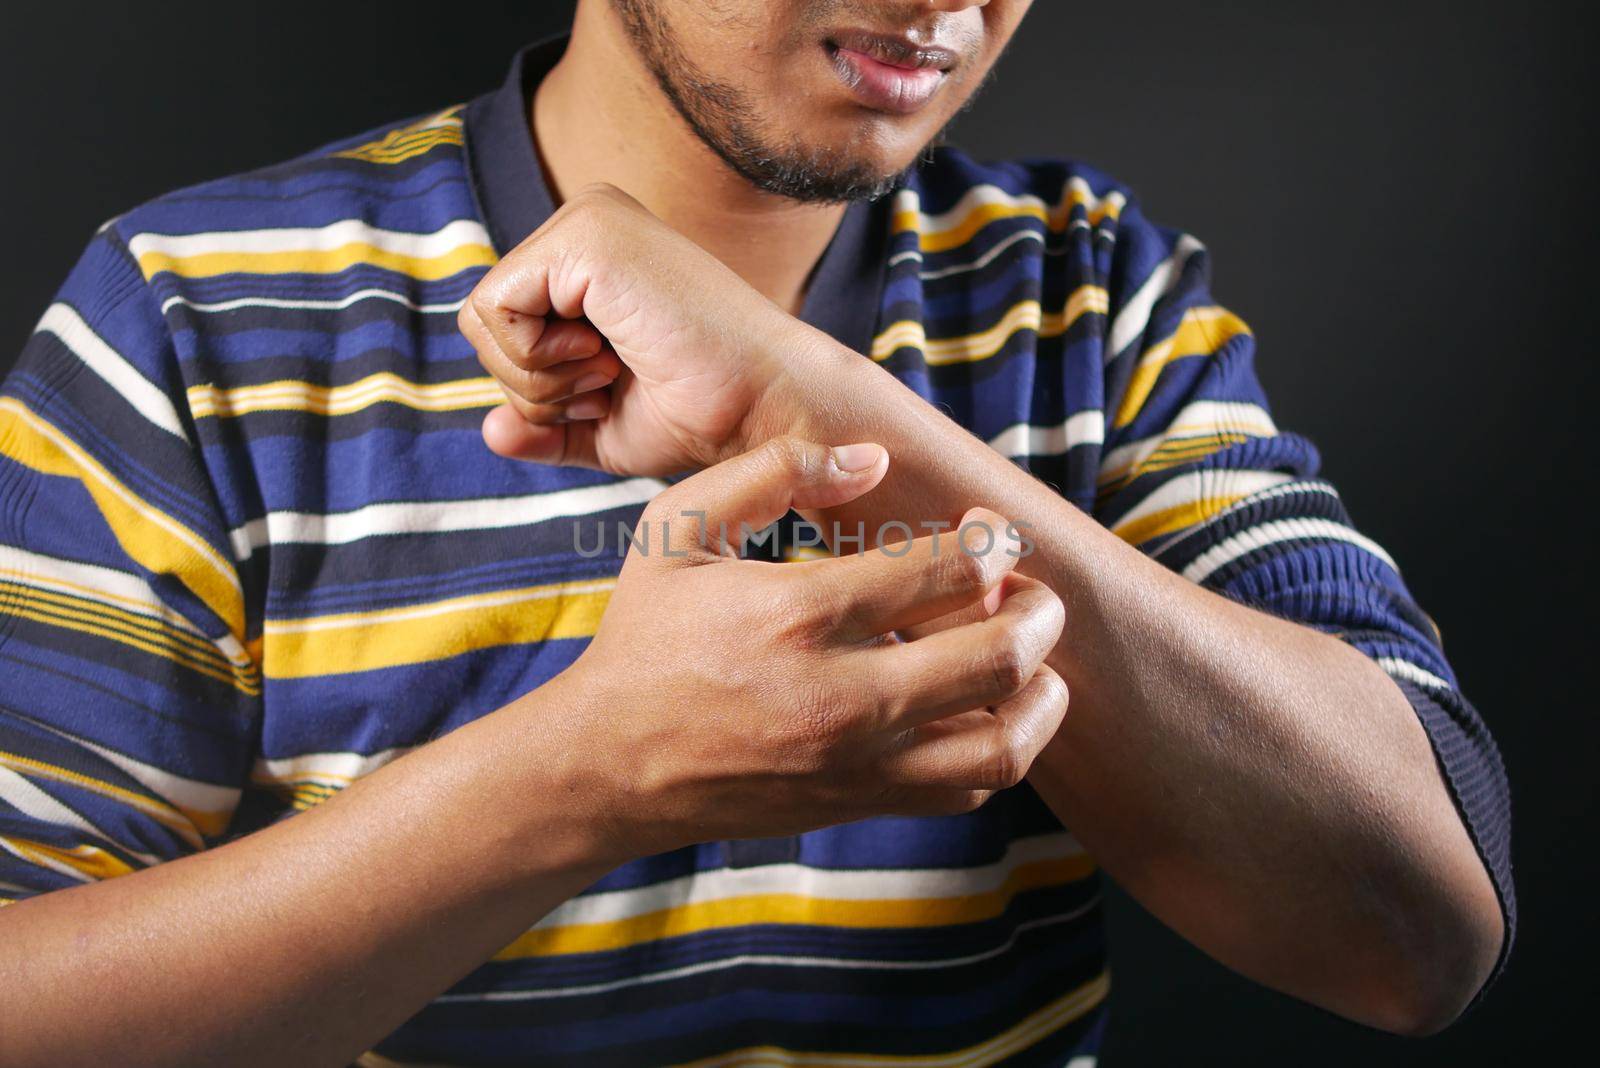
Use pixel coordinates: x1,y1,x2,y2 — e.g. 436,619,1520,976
0,0,1503,1063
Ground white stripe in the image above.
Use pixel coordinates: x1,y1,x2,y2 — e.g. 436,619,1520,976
918,229,1044,281
0,766,158,866
913,183,1049,233
34,303,188,441
533,831,1084,932
1106,234,1205,362
1147,480,1339,560
161,288,466,317
252,746,408,788
1113,470,1293,532
1098,400,1278,479
987,410,1104,459
76,738,240,822
910,178,1123,237
1182,516,1399,586
1377,657,1453,691
437,896,1102,1004
127,218,491,261
0,542,251,669
227,476,666,561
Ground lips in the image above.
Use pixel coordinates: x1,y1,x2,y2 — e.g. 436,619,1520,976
824,31,958,115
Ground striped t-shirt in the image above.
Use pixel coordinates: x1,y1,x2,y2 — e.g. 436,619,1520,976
0,32,1512,1067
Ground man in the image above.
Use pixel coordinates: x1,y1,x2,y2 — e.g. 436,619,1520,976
0,1,1513,1065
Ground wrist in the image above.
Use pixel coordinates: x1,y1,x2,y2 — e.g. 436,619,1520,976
452,661,643,882
726,321,864,460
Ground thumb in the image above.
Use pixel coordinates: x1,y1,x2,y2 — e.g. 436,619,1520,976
650,436,888,559
481,403,601,469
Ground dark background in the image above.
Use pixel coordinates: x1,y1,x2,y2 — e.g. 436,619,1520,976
3,2,1592,1062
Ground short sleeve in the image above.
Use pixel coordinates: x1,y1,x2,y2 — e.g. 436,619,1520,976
1092,201,1515,1003
0,226,261,904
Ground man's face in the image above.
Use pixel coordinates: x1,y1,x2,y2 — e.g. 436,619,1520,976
609,0,1031,202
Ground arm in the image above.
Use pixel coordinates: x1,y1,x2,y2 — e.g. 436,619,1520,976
0,684,617,1067
753,337,1505,1034
460,182,1512,1036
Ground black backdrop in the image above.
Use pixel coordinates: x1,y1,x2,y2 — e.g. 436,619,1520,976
2,3,1592,1063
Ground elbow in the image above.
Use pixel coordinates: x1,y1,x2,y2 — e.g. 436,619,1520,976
1349,875,1506,1038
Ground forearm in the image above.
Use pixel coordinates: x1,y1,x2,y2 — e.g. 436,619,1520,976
0,670,619,1068
760,334,1502,1029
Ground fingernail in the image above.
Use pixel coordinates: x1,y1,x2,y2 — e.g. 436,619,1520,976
983,582,1005,616
830,443,883,473
566,395,607,420
572,373,612,394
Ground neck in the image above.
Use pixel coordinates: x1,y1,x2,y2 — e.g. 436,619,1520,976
531,3,847,316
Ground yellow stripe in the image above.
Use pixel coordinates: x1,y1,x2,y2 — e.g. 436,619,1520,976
896,191,1122,255
2,836,136,881
1096,433,1255,495
670,972,1109,1068
0,398,246,642
135,240,495,283
262,578,614,679
493,852,1095,960
335,127,465,164
331,107,464,165
1110,493,1252,546
0,562,244,662
0,575,247,672
1111,307,1251,429
336,132,466,167
0,583,259,695
870,286,1108,364
0,750,221,843
187,372,504,420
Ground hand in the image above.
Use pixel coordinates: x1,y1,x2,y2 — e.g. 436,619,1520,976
560,436,1069,861
459,182,830,476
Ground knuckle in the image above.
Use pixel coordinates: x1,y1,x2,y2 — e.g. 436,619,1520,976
522,370,564,404
760,434,815,478
940,537,994,595
768,575,826,639
985,635,1032,695
1040,667,1071,715
979,735,1026,791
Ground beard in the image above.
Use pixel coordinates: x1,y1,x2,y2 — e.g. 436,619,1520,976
609,0,925,203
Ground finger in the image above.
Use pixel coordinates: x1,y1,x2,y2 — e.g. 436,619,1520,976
471,312,624,406
646,437,890,562
866,574,1066,729
895,596,992,642
793,506,1022,640
480,400,602,469
515,317,605,370
878,663,1069,791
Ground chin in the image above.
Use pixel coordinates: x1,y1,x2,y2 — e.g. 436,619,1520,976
795,115,933,175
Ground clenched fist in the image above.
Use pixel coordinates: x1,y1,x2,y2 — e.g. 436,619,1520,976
460,182,833,477
557,437,1069,861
